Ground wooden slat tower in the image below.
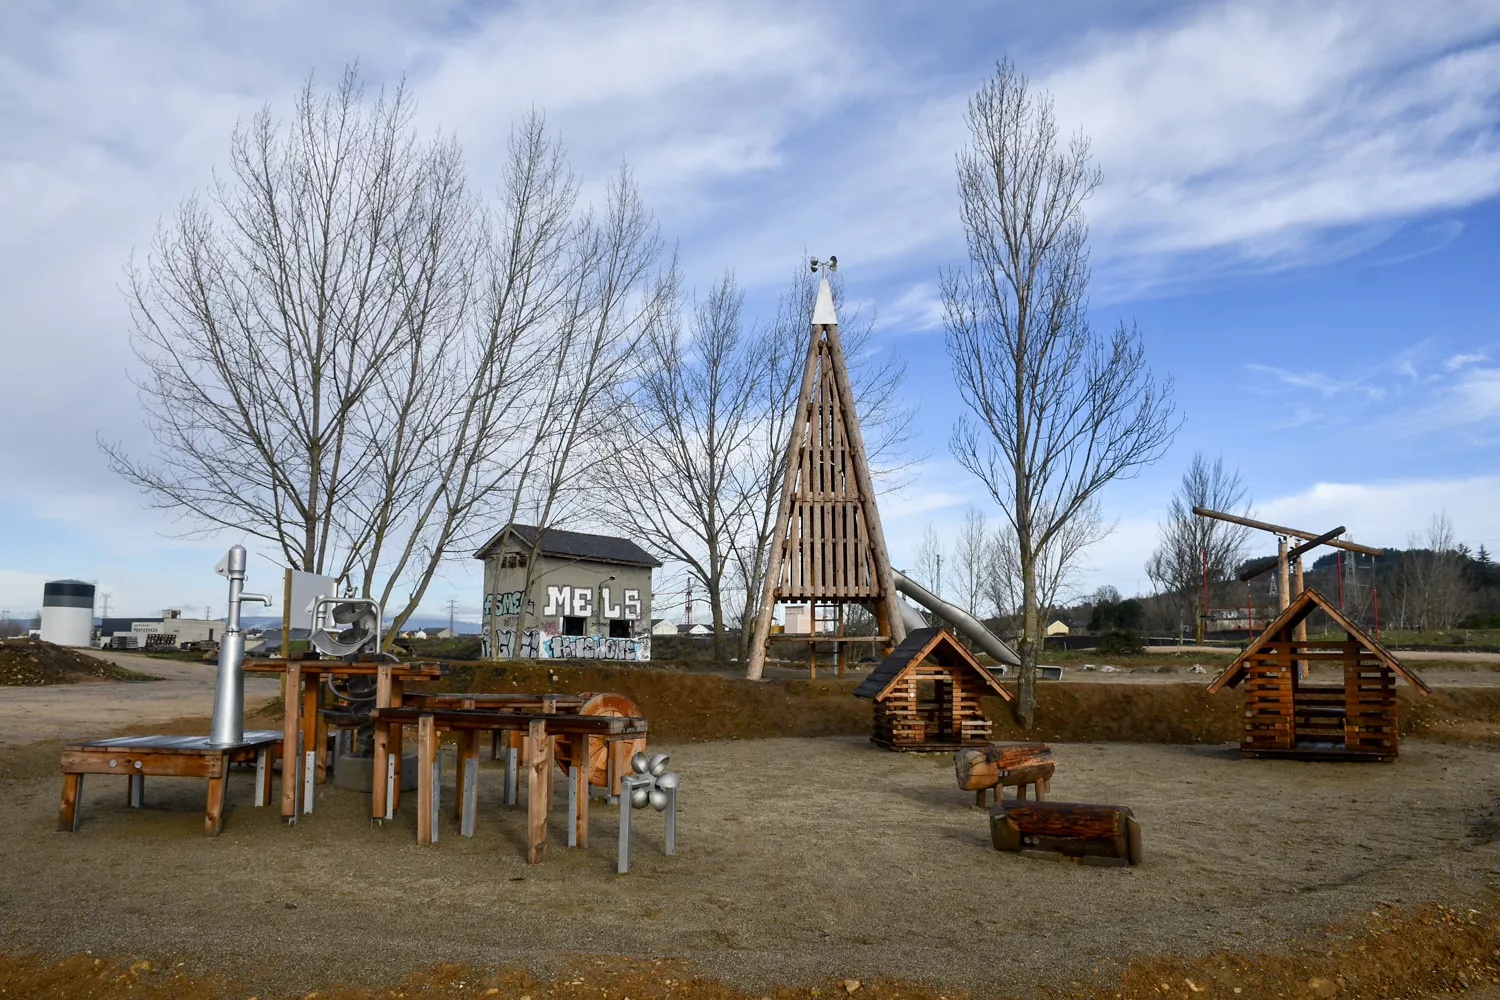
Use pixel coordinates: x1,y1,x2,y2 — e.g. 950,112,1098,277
745,264,906,680
1206,588,1429,761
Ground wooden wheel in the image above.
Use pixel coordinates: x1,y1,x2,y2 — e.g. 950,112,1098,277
553,692,645,788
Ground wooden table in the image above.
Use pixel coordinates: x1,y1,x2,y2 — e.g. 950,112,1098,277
371,706,648,862
244,658,444,822
59,731,282,837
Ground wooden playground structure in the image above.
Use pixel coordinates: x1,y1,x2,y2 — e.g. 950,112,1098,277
853,627,1011,750
746,262,906,680
1207,588,1429,761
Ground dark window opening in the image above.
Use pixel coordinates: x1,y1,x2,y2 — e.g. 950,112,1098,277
499,551,527,569
563,616,587,636
608,619,631,638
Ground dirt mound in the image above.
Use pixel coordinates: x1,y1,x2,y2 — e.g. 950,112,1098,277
414,662,1500,745
0,639,158,686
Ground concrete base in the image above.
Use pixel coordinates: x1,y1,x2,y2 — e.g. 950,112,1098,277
333,752,418,793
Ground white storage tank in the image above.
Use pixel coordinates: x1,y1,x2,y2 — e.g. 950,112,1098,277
41,579,95,647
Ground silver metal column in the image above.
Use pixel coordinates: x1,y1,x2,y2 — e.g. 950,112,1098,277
128,774,144,808
460,755,478,838
254,748,268,806
430,757,441,844
209,544,271,747
504,747,518,805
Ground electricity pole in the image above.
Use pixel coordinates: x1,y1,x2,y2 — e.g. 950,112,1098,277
446,598,458,632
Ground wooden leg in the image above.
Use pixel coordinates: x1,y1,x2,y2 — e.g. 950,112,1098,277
460,732,480,838
205,773,226,837
417,715,437,846
570,735,588,848
301,673,320,799
1037,777,1049,802
314,705,330,781
609,739,627,797
526,718,548,863
59,773,83,832
280,663,302,820
390,724,404,814
1015,783,1027,801
372,721,391,821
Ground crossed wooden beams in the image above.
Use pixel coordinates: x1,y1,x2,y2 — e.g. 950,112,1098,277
1194,506,1383,660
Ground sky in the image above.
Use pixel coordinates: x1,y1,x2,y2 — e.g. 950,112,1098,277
2,0,1498,623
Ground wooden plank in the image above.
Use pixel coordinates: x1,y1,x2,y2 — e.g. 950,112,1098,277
60,750,223,778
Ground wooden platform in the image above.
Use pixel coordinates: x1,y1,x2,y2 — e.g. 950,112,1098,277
59,731,281,837
372,706,649,863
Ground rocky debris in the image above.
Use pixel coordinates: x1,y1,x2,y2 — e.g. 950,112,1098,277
0,638,159,686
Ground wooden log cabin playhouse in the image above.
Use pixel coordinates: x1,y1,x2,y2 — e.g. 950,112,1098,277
1207,588,1429,761
854,627,1011,750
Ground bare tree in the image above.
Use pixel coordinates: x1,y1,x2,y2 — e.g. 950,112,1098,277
104,69,669,641
942,60,1177,726
987,496,1108,622
912,522,947,624
953,504,990,616
1145,453,1252,638
607,272,759,661
1391,513,1472,630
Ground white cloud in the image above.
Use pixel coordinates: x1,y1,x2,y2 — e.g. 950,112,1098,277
1445,351,1488,371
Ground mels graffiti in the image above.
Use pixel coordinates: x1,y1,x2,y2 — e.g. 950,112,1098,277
542,585,641,620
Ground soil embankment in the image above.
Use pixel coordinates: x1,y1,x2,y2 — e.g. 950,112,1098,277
0,638,159,686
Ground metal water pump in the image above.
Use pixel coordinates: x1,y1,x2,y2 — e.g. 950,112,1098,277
209,545,273,746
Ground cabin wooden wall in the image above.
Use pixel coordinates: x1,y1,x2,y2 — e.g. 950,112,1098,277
1239,630,1399,760
872,662,994,749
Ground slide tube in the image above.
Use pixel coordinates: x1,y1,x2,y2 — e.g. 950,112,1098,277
891,570,1021,667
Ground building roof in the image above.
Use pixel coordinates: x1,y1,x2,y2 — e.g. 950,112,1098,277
853,627,1012,701
473,524,662,569
1206,588,1430,695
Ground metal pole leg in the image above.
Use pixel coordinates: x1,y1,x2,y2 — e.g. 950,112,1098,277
617,780,635,874
567,765,579,848
665,786,677,856
303,744,317,815
504,747,518,805
128,774,145,808
461,755,478,838
384,753,396,821
253,748,267,807
430,756,441,844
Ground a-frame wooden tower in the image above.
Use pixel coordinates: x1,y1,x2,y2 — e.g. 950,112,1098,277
745,268,907,680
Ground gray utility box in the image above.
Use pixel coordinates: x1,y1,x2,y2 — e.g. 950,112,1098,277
333,752,418,793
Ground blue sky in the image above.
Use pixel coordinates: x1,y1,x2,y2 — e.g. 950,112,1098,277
2,0,1498,621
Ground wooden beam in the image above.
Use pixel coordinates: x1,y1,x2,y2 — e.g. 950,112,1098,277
1193,506,1381,555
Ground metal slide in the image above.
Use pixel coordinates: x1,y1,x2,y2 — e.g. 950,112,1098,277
891,570,1021,668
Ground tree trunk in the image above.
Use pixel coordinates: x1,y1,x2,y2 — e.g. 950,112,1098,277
1017,547,1040,728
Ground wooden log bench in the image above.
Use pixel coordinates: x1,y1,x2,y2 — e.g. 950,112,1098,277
371,706,649,863
954,742,1055,805
988,800,1142,867
59,731,282,837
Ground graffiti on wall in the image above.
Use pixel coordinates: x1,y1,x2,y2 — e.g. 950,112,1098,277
483,591,524,617
542,585,641,620
482,625,650,661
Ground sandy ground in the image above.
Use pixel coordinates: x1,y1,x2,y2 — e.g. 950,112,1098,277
1,734,1497,998
0,651,282,745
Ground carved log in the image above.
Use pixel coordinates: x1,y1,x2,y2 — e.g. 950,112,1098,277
989,800,1142,867
954,742,1054,791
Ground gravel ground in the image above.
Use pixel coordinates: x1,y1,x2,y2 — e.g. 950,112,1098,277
1,735,1497,998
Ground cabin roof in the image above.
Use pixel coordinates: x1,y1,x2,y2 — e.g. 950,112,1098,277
1206,587,1429,695
853,627,1013,702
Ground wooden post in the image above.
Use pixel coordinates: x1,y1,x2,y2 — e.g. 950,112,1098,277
526,718,549,863
280,568,292,697
371,664,393,821
416,714,436,845
1277,536,1290,614
570,732,589,848
58,773,83,832
204,770,227,837
1294,554,1307,677
280,661,302,820
301,670,320,793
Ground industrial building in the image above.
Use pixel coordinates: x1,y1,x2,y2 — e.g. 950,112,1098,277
474,524,659,660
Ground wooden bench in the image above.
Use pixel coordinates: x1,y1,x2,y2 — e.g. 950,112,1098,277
988,800,1142,866
371,706,648,863
59,731,282,837
954,742,1055,805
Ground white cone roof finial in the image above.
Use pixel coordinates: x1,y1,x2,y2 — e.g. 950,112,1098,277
812,277,838,326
